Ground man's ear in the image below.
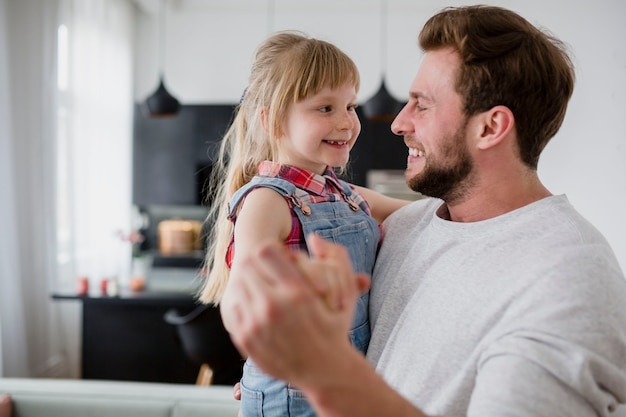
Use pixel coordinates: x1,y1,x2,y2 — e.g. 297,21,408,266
476,105,515,150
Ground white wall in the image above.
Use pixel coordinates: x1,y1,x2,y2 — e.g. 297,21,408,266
134,0,626,272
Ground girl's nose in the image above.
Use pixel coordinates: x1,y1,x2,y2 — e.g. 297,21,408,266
337,111,355,130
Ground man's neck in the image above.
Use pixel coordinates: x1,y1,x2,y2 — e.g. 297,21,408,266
443,174,552,223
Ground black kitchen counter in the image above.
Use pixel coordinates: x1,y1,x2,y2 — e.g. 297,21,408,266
51,267,212,384
52,290,197,306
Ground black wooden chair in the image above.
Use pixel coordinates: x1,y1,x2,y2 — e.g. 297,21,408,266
164,303,243,386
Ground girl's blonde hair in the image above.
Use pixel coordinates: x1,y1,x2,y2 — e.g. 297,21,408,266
198,31,360,304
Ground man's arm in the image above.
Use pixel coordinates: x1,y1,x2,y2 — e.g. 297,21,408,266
353,184,410,224
220,235,428,417
300,344,425,417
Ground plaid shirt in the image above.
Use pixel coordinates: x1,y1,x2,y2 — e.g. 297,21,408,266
226,161,371,268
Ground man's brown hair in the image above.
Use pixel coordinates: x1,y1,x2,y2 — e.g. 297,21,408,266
419,5,575,169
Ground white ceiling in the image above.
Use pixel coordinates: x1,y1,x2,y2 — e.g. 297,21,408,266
132,0,384,15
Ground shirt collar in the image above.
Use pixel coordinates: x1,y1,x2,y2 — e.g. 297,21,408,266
257,161,341,196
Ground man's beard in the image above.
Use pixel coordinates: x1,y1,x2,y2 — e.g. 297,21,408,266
407,121,474,203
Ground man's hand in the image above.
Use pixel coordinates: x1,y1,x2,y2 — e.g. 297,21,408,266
297,233,371,312
220,234,367,387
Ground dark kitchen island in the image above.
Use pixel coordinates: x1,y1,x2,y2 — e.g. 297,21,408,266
52,267,238,384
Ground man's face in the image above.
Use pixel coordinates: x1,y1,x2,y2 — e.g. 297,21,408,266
391,48,474,202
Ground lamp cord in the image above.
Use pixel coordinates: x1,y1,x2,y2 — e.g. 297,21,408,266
267,0,275,35
380,0,387,79
158,0,166,79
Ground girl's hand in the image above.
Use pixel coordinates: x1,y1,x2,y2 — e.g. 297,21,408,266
295,233,370,312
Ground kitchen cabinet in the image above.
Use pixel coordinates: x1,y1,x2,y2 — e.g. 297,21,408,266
51,268,240,384
74,293,198,383
133,104,236,206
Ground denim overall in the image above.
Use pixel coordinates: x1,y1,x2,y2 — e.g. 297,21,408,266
228,176,380,417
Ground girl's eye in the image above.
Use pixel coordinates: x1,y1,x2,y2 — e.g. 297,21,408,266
348,104,358,112
319,106,332,113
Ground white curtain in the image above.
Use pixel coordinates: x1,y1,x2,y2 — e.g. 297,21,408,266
56,0,134,292
0,0,27,377
0,0,134,378
0,0,61,377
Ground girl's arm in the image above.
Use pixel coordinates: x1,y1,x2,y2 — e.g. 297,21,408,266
230,187,292,266
353,185,411,224
228,188,350,318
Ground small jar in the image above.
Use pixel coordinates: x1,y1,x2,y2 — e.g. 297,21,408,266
76,277,89,296
106,277,119,297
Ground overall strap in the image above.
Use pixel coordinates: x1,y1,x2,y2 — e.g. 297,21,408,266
335,178,360,212
227,176,311,222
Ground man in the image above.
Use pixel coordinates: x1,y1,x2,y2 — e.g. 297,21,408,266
220,5,626,416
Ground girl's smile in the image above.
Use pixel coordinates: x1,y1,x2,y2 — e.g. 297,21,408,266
277,83,361,175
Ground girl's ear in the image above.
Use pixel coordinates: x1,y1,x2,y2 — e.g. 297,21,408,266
476,105,515,150
260,106,270,135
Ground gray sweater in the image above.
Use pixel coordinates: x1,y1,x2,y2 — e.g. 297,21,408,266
368,195,626,417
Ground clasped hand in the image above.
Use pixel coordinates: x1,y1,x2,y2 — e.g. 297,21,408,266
220,233,370,389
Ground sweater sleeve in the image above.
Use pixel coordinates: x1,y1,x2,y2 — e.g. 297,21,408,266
469,329,625,417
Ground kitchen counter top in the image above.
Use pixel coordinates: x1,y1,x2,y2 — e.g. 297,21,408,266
52,266,203,303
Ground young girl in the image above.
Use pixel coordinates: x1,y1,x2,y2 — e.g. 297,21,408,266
199,31,408,417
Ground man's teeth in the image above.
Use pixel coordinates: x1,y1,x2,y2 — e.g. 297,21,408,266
326,140,347,145
409,148,425,157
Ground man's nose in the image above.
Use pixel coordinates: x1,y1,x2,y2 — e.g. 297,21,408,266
391,103,411,136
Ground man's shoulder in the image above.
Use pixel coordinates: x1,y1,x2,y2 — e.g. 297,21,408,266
384,197,440,227
529,195,612,247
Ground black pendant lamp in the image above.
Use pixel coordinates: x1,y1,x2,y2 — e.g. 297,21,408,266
362,79,403,122
362,0,403,122
144,0,180,117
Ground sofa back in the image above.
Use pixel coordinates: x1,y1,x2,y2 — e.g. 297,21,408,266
0,378,239,417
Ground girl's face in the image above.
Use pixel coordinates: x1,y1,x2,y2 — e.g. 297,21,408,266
277,83,361,175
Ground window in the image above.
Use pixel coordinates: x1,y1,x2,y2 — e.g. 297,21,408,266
55,1,134,292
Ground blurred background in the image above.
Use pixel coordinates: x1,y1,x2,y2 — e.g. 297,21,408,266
1,0,625,382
